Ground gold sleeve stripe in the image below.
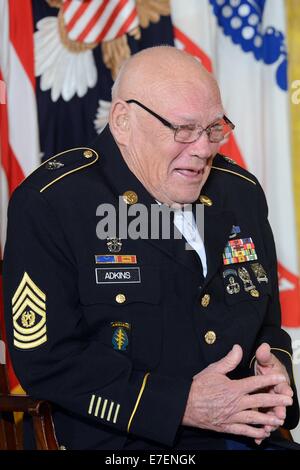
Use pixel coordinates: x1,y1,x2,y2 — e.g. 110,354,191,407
113,404,120,424
14,326,47,343
12,286,45,313
13,298,46,322
94,397,102,417
270,348,293,361
100,398,108,419
12,272,45,304
88,394,96,415
127,372,150,433
249,348,293,368
106,401,114,422
13,317,46,336
211,166,256,185
14,336,47,350
40,148,99,193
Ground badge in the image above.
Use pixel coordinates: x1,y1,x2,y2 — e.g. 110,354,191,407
226,276,240,295
224,156,236,165
251,263,268,283
45,160,64,170
95,255,137,264
238,266,256,292
95,267,141,284
12,272,47,350
223,237,258,265
107,237,122,253
111,322,130,351
222,268,237,278
229,225,241,239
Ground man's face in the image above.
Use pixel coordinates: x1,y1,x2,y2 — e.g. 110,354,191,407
125,82,224,206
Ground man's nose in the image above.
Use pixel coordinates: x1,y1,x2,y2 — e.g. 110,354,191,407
187,132,216,159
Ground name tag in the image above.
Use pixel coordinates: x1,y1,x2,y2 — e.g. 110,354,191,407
95,267,141,284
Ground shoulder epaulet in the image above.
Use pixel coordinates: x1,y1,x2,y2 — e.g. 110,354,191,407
211,154,256,186
24,147,99,193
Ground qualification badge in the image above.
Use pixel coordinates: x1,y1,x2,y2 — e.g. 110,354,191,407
226,276,240,295
107,237,122,253
238,267,260,298
223,269,240,294
251,263,268,283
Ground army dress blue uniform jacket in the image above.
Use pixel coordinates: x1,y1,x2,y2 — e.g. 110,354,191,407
3,125,299,450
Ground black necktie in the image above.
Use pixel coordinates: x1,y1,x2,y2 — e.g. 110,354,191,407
173,232,204,285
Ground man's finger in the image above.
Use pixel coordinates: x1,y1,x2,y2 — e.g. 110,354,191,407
225,423,271,440
271,406,286,421
231,410,284,427
236,373,286,394
274,382,293,397
209,344,243,375
255,342,272,366
239,393,292,411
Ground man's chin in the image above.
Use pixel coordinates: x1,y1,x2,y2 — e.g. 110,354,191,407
168,193,201,208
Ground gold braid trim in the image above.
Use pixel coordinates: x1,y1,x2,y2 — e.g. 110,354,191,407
46,0,62,8
136,0,171,29
58,8,97,53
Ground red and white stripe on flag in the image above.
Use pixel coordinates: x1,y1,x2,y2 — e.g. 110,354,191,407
62,0,139,43
0,0,40,390
171,0,300,329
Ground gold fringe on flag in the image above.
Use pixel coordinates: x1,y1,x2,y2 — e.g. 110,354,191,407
287,0,300,270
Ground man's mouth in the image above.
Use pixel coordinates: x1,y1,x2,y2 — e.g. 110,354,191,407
174,168,205,180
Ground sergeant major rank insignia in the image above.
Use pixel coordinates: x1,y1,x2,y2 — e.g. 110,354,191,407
12,272,47,350
111,322,130,351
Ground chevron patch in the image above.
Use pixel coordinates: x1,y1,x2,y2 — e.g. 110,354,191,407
12,272,47,350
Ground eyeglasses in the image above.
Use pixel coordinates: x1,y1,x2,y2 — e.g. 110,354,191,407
126,99,235,144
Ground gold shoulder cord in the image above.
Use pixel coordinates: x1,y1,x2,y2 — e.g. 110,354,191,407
211,166,256,185
39,148,99,193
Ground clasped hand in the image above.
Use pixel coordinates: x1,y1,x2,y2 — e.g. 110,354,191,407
182,343,293,444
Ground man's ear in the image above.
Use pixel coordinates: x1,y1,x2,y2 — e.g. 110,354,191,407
109,100,130,145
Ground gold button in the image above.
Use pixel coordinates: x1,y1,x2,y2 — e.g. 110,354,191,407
204,331,216,345
199,195,213,206
83,150,93,158
250,289,260,298
123,190,138,205
201,294,210,308
115,293,126,304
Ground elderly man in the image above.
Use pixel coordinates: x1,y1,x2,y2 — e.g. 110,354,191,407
3,46,299,450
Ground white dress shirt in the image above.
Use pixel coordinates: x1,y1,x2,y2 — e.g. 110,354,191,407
155,201,207,277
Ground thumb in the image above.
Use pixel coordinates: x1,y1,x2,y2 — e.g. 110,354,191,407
211,344,243,375
255,342,273,367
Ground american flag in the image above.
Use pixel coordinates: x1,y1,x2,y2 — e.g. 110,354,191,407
171,0,300,440
0,0,40,392
0,0,173,392
62,0,139,43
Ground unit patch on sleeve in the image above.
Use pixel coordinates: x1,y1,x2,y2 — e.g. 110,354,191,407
12,272,47,350
111,322,131,351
